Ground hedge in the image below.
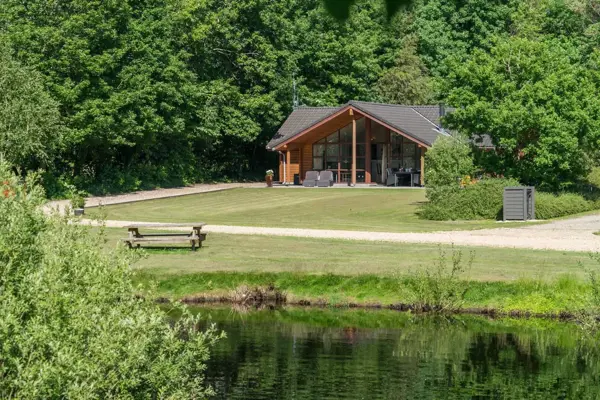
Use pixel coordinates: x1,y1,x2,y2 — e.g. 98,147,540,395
534,192,598,220
421,178,600,221
420,178,520,220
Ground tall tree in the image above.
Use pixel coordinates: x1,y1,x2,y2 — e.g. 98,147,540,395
1,0,202,186
413,0,516,76
442,36,600,190
0,45,62,169
376,37,434,104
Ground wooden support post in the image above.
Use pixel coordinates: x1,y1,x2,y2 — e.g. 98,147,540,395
299,147,303,184
351,116,357,185
365,119,371,184
420,147,426,186
286,149,291,183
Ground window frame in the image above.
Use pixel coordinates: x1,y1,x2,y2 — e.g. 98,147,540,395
312,119,366,173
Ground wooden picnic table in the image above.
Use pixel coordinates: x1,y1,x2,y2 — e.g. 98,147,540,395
123,223,206,251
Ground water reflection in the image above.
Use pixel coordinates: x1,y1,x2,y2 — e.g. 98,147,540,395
193,307,600,399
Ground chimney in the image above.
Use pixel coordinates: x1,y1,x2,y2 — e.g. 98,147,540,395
438,103,446,132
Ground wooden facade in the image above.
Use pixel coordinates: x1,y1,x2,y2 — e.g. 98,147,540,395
274,105,429,186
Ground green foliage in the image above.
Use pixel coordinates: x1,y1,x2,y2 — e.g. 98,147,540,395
376,37,434,104
406,246,473,311
421,178,520,220
0,164,221,398
69,190,86,209
424,135,475,187
534,192,597,219
443,36,600,190
322,0,411,20
413,0,516,77
1,0,203,188
0,45,63,169
587,166,600,188
0,0,408,192
1,0,599,194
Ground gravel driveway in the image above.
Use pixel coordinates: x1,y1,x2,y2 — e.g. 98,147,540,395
81,214,600,253
46,184,600,252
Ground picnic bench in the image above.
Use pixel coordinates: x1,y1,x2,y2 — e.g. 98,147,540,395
122,223,207,251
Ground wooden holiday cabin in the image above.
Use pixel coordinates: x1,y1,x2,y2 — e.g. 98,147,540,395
266,101,451,186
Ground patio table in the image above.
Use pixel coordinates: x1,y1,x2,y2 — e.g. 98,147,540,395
394,172,421,187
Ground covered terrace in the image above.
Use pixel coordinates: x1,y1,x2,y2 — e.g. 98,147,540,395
266,101,449,186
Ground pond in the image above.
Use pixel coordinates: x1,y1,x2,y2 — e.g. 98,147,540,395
194,306,600,399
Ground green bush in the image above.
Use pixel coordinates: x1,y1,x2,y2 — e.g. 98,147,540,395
0,164,221,398
534,192,596,219
421,178,520,220
406,246,473,312
425,135,475,186
587,167,600,188
423,176,600,221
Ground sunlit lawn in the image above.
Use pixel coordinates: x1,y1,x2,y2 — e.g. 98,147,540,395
102,228,591,283
93,188,529,233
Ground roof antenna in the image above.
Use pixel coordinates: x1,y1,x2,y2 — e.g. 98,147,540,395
438,103,446,134
292,74,299,109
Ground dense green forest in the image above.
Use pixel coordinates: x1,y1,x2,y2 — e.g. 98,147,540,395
0,0,599,194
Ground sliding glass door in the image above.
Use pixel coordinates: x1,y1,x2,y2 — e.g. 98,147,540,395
312,118,366,182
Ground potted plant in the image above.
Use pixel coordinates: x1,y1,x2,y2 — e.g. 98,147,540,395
265,169,274,187
70,191,86,216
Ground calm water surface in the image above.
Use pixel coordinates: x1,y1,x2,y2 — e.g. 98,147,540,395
193,307,600,399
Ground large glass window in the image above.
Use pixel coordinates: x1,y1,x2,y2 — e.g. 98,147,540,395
312,118,367,181
390,133,419,171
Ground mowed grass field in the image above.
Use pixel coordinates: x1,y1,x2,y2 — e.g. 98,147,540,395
101,228,592,283
94,188,525,232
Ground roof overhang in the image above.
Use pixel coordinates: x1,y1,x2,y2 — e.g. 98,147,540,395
272,105,431,151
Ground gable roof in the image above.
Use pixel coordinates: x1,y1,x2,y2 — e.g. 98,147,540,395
266,106,343,150
266,101,450,150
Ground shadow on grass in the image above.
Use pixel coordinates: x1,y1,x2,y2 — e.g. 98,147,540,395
128,246,204,254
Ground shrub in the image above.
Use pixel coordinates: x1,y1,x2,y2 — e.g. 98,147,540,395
0,164,221,398
421,177,520,220
69,190,86,209
534,192,596,219
425,135,475,186
406,246,474,312
587,166,600,188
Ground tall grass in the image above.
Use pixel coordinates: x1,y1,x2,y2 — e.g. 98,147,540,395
405,246,474,312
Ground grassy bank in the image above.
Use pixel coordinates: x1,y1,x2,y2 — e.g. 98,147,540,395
137,270,594,315
96,228,599,315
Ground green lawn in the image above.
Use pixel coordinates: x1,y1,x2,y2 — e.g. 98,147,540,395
102,228,592,282
94,188,528,232
98,228,597,313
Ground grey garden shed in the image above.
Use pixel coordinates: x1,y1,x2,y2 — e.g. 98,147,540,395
503,187,535,221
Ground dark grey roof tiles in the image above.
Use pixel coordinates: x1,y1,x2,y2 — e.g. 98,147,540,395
266,106,342,149
348,101,446,146
267,101,454,149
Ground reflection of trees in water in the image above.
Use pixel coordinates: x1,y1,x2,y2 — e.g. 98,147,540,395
199,307,600,399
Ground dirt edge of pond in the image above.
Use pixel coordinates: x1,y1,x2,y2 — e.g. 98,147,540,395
156,294,579,321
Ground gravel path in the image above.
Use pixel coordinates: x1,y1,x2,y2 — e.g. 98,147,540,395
46,184,600,252
81,214,600,252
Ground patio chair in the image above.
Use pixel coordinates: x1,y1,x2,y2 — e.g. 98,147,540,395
317,170,334,187
386,168,397,186
303,171,319,187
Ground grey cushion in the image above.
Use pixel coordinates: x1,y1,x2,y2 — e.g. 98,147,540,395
303,171,319,187
305,171,319,180
317,170,334,187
